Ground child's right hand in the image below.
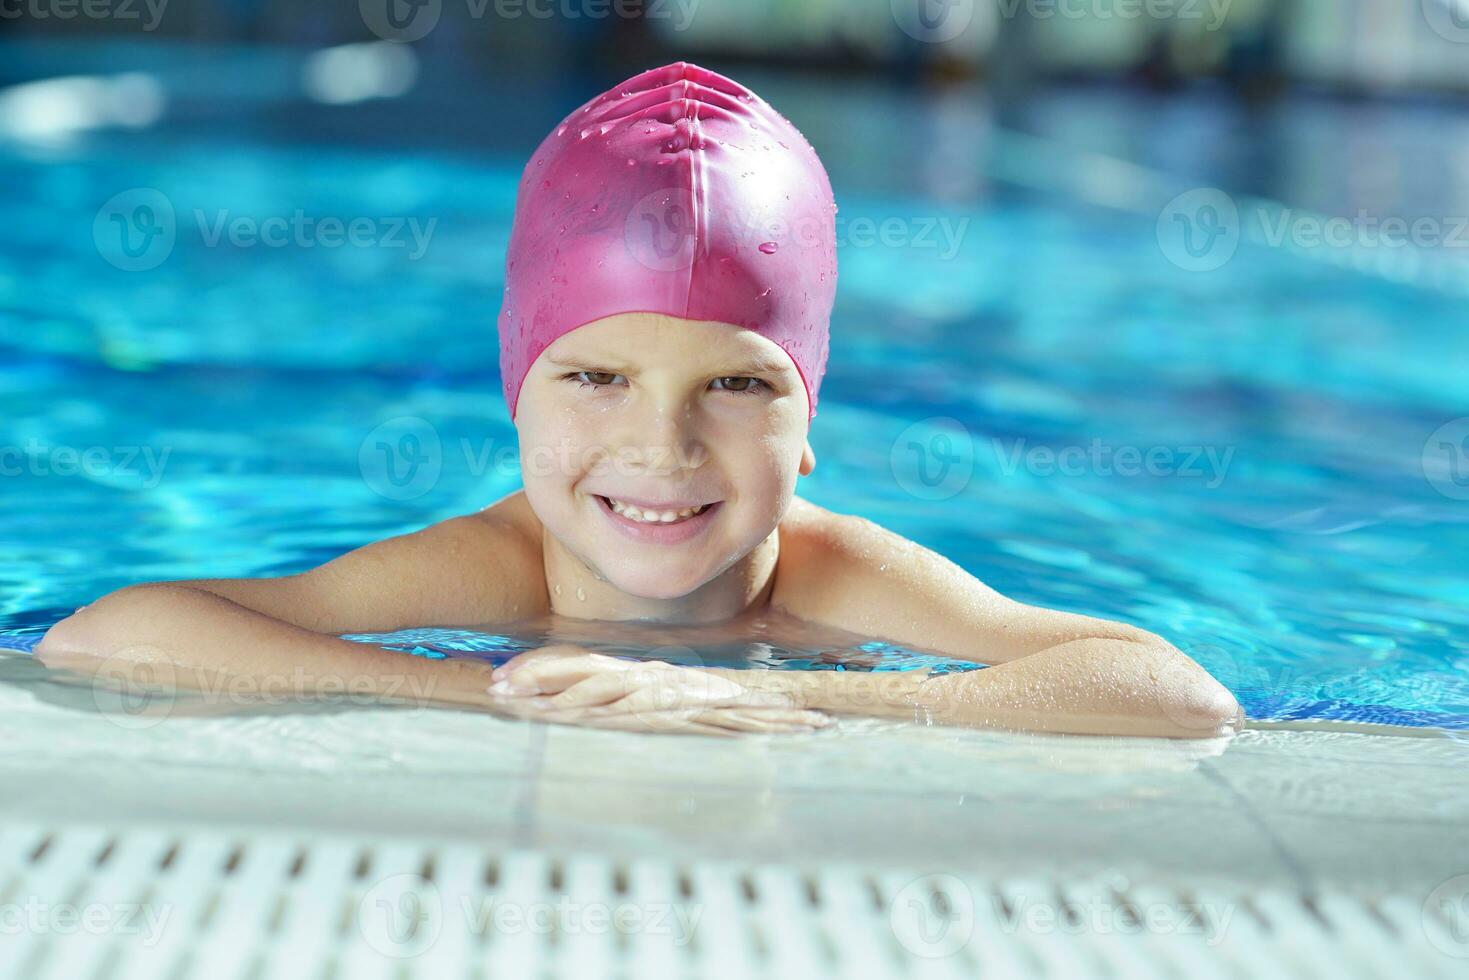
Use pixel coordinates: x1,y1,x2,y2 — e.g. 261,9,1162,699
485,646,833,736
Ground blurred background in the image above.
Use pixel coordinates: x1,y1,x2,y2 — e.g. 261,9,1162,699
2,0,1467,725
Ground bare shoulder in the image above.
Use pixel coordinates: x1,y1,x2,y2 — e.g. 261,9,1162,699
770,495,1163,665
770,496,901,615
475,487,545,550
280,489,549,629
776,495,919,562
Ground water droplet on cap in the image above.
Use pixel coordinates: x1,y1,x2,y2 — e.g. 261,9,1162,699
759,242,778,254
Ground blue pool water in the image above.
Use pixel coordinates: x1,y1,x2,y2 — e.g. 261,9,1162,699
1,46,1466,728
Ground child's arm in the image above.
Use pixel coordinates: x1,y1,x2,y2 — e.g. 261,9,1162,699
764,500,1242,737
35,506,548,708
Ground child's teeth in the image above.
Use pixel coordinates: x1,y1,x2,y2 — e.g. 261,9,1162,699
608,498,706,523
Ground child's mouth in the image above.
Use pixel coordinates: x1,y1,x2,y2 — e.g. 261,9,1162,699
594,494,722,544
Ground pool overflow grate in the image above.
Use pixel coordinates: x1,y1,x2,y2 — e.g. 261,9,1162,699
0,825,1459,980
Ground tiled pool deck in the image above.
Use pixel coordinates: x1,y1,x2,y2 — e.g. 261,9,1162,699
3,650,1464,899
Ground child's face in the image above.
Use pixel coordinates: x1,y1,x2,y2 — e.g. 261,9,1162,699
514,312,815,600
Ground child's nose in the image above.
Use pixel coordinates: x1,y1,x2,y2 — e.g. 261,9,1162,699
609,397,707,475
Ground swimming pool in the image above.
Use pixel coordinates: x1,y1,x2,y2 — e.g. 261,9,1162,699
1,44,1467,733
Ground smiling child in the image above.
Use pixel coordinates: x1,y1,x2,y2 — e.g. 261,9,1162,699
37,62,1240,739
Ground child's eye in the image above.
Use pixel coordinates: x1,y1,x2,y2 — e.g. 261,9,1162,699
567,370,625,389
710,376,766,395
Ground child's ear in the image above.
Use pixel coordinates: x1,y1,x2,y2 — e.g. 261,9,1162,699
799,442,816,476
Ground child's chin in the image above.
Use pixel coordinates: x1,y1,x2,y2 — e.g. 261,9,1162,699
604,565,708,601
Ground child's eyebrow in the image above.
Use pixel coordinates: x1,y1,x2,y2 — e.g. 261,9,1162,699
544,354,794,376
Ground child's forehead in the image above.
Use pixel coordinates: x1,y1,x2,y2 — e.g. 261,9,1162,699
547,314,798,371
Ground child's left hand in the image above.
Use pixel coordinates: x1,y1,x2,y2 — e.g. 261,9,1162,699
486,646,832,736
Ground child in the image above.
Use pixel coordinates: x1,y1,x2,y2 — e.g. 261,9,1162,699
37,62,1240,739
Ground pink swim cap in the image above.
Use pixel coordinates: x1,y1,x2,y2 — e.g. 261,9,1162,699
497,61,838,422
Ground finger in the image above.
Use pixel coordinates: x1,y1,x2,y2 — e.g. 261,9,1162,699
611,677,797,714
515,703,740,737
538,671,640,710
695,708,832,734
490,647,591,683
570,712,742,738
490,652,631,695
540,663,739,711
